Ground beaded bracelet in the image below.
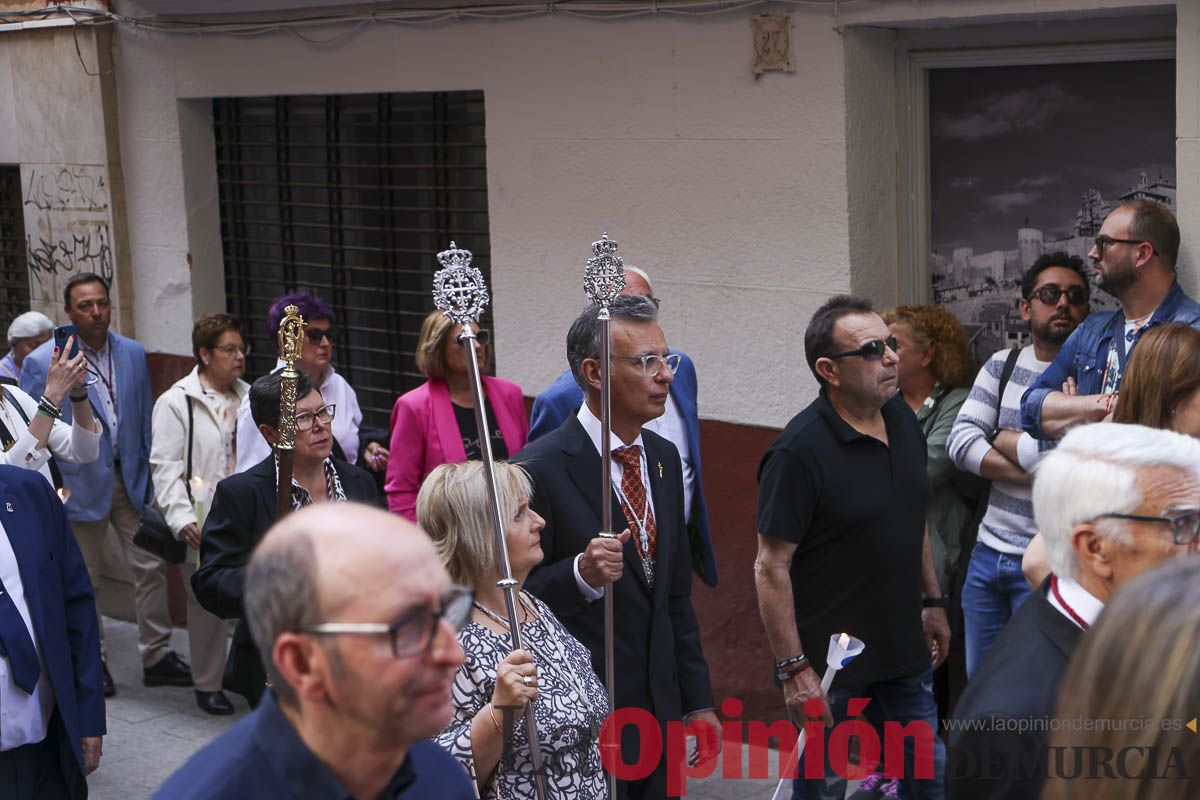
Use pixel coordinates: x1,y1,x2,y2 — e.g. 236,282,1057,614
38,396,62,419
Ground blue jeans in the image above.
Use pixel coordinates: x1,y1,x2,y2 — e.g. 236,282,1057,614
791,666,945,800
961,540,1033,677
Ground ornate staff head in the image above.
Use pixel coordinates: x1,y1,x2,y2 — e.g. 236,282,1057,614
433,241,490,326
584,233,626,309
275,304,306,453
277,304,306,366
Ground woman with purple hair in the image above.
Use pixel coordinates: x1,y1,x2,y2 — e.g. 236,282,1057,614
233,292,388,474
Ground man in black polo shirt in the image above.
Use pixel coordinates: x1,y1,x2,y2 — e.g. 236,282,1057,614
755,295,949,800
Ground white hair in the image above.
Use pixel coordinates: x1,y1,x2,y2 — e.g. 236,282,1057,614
1033,422,1200,580
623,265,654,297
7,311,54,344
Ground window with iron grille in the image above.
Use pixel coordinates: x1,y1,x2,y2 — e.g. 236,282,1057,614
0,166,31,337
213,92,491,432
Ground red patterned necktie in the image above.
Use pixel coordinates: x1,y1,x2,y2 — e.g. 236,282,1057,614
612,445,656,564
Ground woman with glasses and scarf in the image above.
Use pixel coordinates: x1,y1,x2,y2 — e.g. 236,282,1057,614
385,309,528,521
149,314,250,715
419,460,608,800
193,370,381,708
234,292,390,475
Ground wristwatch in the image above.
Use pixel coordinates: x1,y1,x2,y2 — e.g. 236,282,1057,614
922,596,949,609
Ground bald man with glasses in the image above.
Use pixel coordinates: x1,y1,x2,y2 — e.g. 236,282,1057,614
1021,199,1200,441
157,503,475,799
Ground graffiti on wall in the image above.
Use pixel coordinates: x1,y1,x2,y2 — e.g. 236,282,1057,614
21,165,115,309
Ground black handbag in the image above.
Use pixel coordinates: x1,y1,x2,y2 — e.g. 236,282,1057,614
134,392,193,565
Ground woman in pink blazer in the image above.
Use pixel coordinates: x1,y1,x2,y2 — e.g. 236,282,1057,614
385,310,529,520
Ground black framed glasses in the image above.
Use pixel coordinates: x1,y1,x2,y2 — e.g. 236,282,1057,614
613,352,682,377
304,327,334,345
1030,284,1089,306
1097,508,1200,546
1094,235,1155,255
827,336,898,361
295,403,336,432
298,585,474,658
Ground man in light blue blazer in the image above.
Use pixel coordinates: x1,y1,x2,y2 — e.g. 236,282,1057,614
22,273,193,698
527,267,718,587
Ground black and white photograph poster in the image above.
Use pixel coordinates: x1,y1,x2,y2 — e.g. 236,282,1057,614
929,59,1175,361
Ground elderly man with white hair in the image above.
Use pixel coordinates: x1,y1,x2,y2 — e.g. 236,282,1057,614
947,422,1200,799
1,311,54,383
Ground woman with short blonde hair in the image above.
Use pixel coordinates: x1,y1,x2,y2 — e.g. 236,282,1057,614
419,461,608,799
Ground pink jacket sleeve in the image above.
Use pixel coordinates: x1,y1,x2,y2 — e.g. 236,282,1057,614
384,393,427,522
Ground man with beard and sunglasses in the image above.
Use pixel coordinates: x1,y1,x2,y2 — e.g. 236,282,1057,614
755,295,948,800
947,253,1090,676
1021,200,1200,441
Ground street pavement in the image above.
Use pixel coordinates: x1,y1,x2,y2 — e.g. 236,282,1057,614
89,619,790,799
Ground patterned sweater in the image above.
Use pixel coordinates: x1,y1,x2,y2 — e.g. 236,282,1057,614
947,346,1055,555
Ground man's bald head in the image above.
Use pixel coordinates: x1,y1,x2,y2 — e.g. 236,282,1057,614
245,503,436,705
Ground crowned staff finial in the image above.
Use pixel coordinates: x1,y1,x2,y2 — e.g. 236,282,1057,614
433,241,490,325
584,232,626,308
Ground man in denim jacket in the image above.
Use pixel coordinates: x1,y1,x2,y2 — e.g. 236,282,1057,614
1021,200,1200,440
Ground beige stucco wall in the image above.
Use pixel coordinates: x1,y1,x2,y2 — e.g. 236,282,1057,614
0,1,1193,428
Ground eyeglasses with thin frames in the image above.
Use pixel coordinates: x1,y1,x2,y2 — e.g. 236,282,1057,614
827,336,898,362
613,352,682,377
213,343,251,357
295,403,336,432
1096,508,1200,546
297,585,475,658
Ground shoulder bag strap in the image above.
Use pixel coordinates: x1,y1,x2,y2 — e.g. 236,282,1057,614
995,347,1022,420
3,386,63,490
184,389,195,503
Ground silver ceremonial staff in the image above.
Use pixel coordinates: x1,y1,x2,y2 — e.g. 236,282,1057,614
584,233,626,800
432,242,549,800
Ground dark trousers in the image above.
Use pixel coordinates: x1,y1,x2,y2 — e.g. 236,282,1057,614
793,666,946,800
0,722,72,800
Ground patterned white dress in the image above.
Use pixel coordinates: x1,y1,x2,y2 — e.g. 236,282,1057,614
435,592,609,799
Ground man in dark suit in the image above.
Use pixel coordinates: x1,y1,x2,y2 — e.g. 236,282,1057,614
528,266,718,588
157,503,475,799
948,422,1200,799
519,295,719,799
193,370,380,707
0,465,105,800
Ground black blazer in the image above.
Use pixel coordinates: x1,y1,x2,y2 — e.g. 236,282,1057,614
192,455,381,705
517,416,714,725
947,578,1084,799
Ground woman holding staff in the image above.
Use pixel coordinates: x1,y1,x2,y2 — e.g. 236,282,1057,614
421,460,609,799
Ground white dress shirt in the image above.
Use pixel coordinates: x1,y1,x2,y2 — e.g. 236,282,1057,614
644,393,694,524
1047,575,1104,630
81,337,119,459
234,363,363,472
0,518,55,750
572,403,656,601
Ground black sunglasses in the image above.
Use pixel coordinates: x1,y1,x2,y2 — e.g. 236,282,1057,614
827,336,898,361
305,327,334,345
1094,235,1156,255
1030,284,1089,306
